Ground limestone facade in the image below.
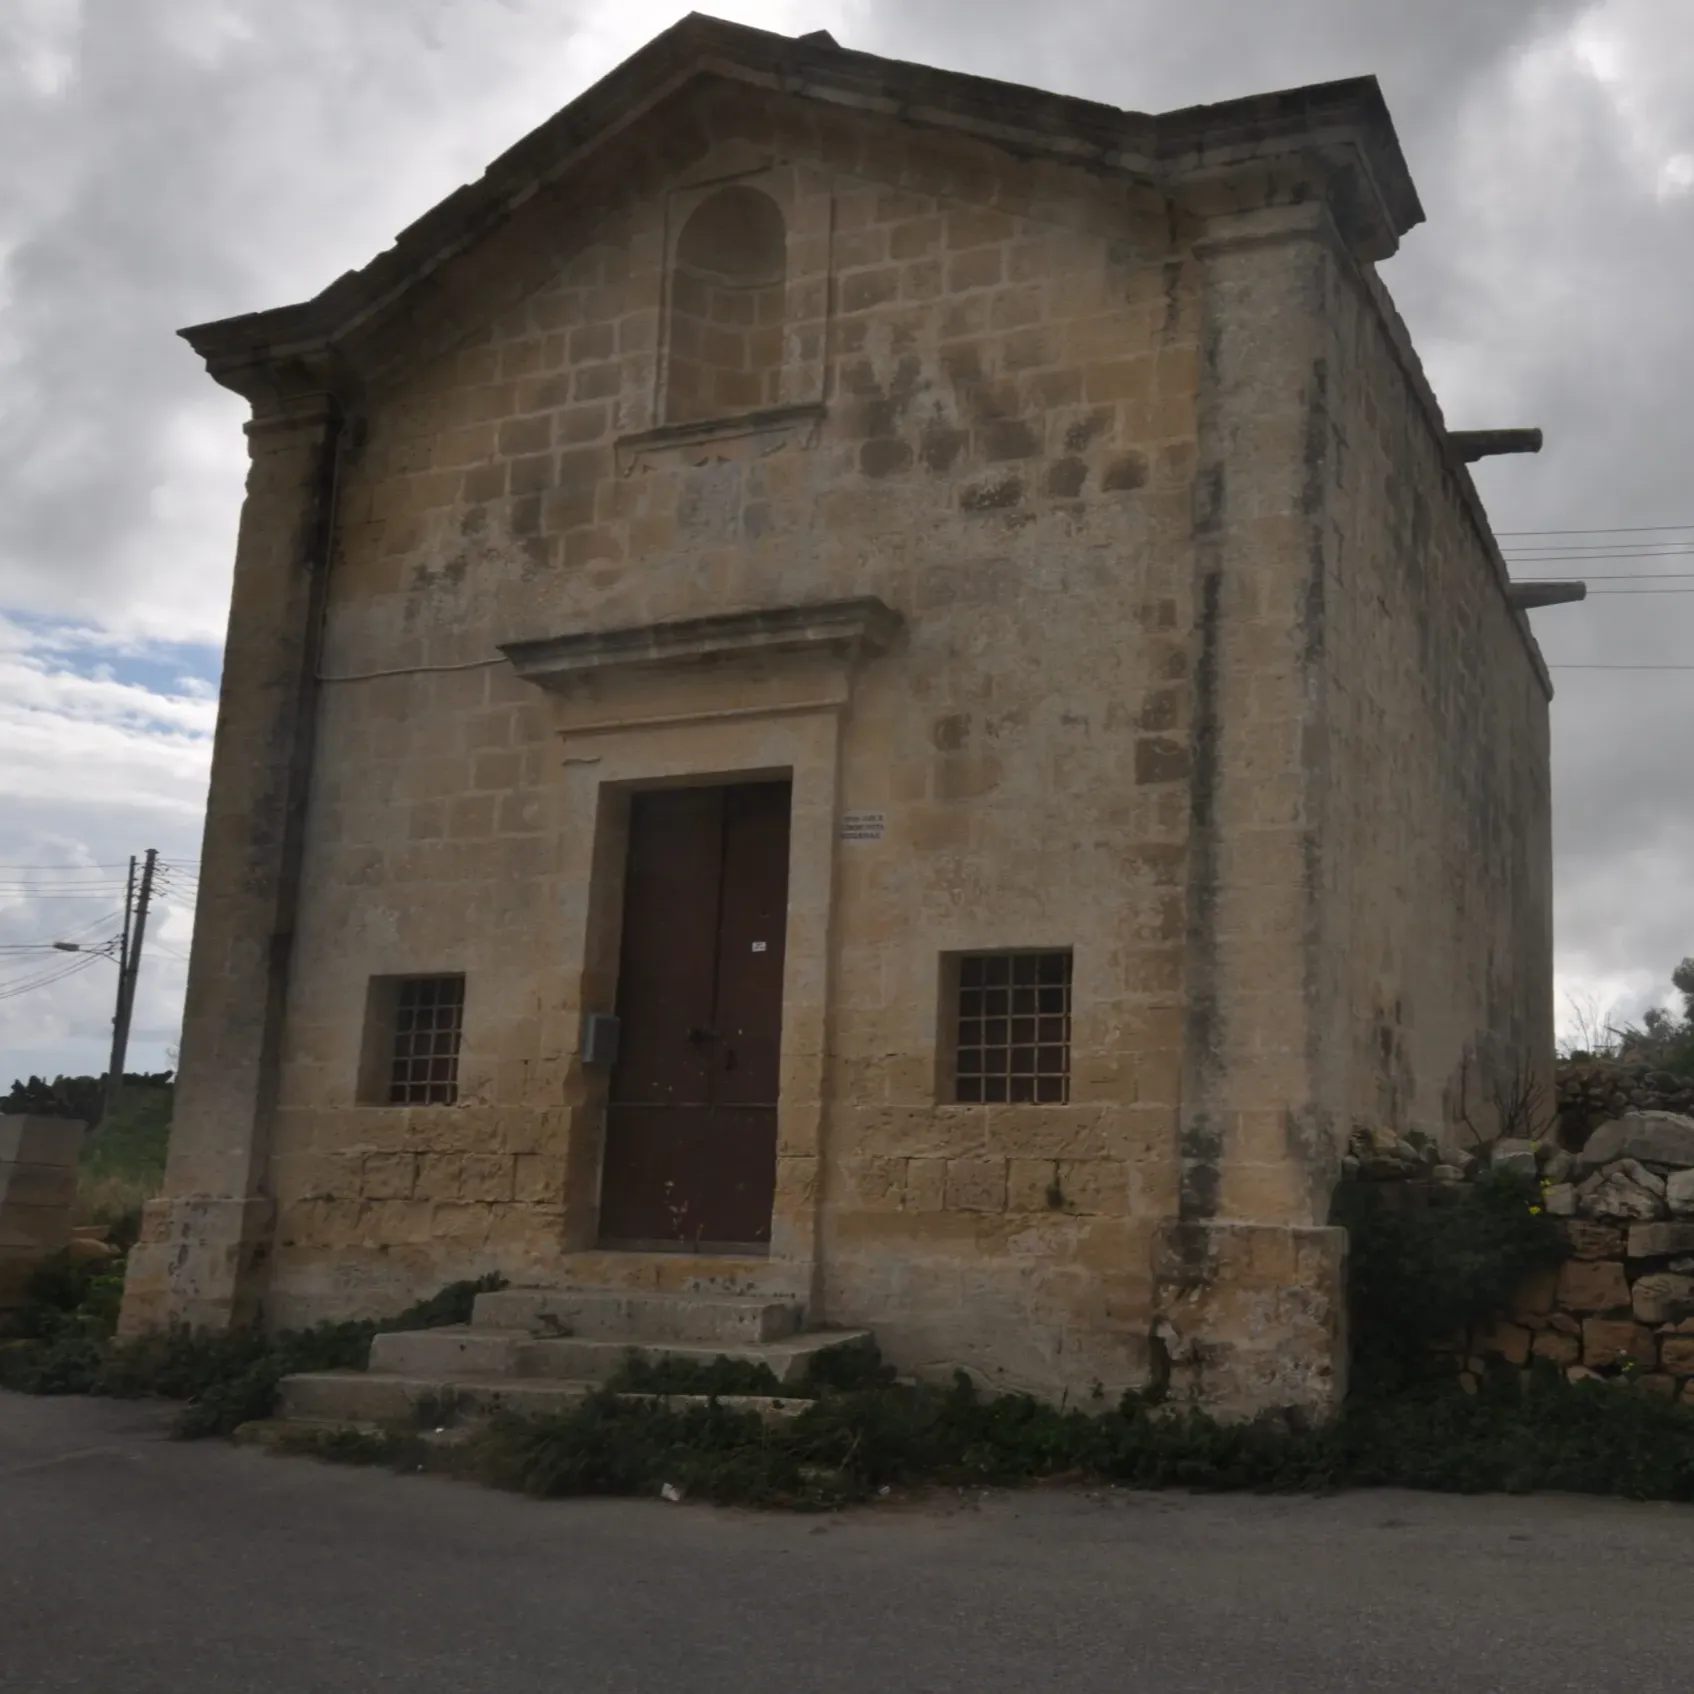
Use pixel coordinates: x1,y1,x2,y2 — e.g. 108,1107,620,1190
121,19,1555,1416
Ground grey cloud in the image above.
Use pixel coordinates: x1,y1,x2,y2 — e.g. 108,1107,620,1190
4,0,1692,1037
0,0,588,637
860,0,1694,1019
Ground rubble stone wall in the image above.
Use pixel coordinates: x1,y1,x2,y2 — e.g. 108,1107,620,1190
1349,1096,1694,1401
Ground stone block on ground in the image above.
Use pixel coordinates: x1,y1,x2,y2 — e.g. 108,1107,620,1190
1544,1183,1576,1216
1491,1139,1538,1179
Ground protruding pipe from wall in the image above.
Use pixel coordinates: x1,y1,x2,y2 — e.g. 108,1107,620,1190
1451,428,1544,462
1507,580,1587,610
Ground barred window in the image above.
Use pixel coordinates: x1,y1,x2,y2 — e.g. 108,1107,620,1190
950,951,1072,1104
387,975,465,1105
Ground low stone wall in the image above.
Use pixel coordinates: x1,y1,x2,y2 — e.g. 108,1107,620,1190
1558,1060,1694,1150
1345,1110,1694,1401
0,1115,83,1309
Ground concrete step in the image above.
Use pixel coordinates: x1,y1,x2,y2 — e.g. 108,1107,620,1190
472,1287,804,1344
367,1324,873,1387
278,1370,597,1425
276,1370,816,1429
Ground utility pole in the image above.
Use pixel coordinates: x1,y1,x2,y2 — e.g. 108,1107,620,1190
103,848,157,1127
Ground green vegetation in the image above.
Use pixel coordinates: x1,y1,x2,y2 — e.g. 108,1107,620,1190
0,1264,504,1439
10,1161,1694,1512
455,1356,1694,1510
1332,1167,1568,1397
1615,958,1694,1077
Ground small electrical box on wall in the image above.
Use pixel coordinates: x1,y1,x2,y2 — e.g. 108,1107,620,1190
580,1013,621,1067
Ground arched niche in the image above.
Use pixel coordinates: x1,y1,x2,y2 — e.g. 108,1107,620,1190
664,185,787,424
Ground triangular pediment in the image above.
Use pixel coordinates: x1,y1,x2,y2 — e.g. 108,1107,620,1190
181,13,1422,410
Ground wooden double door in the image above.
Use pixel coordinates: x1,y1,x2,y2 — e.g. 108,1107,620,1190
598,781,790,1250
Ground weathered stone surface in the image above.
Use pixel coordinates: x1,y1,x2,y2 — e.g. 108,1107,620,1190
1632,1272,1694,1326
1561,1219,1626,1260
1532,1328,1579,1367
1492,1139,1538,1179
1582,1318,1656,1371
1667,1170,1694,1215
117,20,1556,1419
1543,1182,1576,1216
0,1114,83,1311
1480,1321,1532,1366
1580,1172,1666,1221
1618,1158,1667,1196
1556,1258,1631,1312
1637,1373,1678,1398
1542,1148,1574,1184
1577,1112,1694,1174
1509,1266,1558,1321
1658,1335,1694,1375
1627,1221,1694,1260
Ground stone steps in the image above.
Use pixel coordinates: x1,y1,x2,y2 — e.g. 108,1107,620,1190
278,1370,597,1424
274,1285,873,1431
470,1287,803,1344
367,1324,863,1386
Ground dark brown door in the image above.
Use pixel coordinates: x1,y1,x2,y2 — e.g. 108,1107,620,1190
598,781,790,1249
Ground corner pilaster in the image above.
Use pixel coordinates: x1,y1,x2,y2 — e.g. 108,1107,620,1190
1154,201,1351,1418
119,395,343,1336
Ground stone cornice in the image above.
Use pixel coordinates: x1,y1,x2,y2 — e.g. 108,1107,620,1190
178,14,1422,403
500,597,902,690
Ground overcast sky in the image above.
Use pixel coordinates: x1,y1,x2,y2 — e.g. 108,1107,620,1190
2,0,1691,1081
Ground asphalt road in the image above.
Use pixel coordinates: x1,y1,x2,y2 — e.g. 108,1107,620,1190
5,1390,1694,1694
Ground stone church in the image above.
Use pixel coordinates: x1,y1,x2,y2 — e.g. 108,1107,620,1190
121,15,1561,1418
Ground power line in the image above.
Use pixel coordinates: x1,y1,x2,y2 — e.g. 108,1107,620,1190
1503,551,1694,562
0,951,109,1002
0,861,135,872
1497,524,1694,536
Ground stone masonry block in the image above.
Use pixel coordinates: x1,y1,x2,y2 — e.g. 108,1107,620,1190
903,1158,947,1212
361,1153,416,1201
1582,1318,1656,1371
945,1159,1008,1213
1006,1158,1061,1213
1556,1259,1630,1312
1531,1328,1579,1368
512,1155,567,1206
0,1117,85,1166
1660,1336,1694,1376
